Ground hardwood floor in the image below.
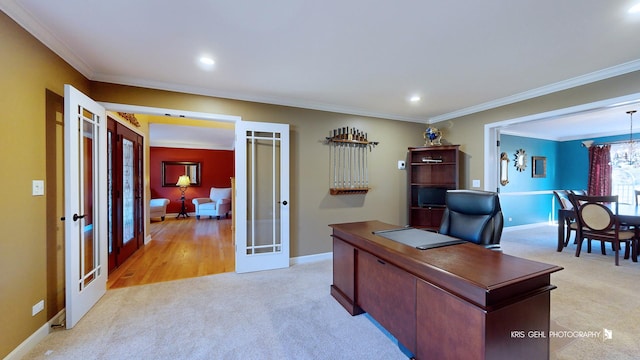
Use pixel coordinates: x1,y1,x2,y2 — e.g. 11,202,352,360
107,216,234,289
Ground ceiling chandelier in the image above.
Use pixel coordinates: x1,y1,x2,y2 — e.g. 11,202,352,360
628,110,636,142
625,110,637,165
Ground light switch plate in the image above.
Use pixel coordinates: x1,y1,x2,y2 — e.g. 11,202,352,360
33,180,45,196
397,160,406,170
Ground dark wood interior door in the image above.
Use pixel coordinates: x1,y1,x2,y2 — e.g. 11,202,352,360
108,117,144,273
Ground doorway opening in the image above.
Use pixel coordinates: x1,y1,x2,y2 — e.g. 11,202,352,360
100,104,241,288
45,96,242,321
484,92,640,192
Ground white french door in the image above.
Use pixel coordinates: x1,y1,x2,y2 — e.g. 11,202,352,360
235,121,290,273
64,85,108,328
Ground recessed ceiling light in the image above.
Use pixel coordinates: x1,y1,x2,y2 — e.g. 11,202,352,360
197,56,216,71
199,57,215,65
629,3,640,13
409,95,421,103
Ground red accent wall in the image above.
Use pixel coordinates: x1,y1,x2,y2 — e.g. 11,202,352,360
150,147,235,214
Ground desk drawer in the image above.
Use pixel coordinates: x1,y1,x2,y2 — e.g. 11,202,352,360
356,250,416,353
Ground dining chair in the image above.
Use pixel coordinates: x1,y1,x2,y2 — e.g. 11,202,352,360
570,194,637,266
553,190,578,247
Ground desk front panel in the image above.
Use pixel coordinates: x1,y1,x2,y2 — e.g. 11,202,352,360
357,249,417,353
417,279,552,360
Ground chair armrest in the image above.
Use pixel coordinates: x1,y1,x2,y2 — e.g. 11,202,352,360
150,198,169,207
483,244,502,251
216,198,231,205
192,198,213,205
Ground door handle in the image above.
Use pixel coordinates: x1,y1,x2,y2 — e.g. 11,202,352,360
279,200,288,206
72,213,86,222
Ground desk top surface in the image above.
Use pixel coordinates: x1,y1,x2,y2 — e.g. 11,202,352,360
330,220,563,296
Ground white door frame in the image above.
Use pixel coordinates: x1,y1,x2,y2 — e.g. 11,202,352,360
99,102,242,244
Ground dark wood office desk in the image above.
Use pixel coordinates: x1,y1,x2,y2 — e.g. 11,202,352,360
557,204,640,252
330,220,562,360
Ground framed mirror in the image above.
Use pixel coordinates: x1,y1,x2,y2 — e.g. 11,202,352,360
162,161,201,187
532,156,547,178
514,149,526,172
500,152,509,186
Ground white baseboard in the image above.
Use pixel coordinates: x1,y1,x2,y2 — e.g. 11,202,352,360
290,251,332,265
4,309,65,360
503,222,554,232
144,234,152,245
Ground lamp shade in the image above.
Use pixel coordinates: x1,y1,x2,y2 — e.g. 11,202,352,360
176,175,191,187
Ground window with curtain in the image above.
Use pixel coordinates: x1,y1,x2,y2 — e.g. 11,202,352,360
610,142,640,203
587,145,612,197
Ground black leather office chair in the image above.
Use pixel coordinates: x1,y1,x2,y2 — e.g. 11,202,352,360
439,190,504,250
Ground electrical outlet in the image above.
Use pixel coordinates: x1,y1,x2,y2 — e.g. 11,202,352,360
32,300,44,316
472,179,480,188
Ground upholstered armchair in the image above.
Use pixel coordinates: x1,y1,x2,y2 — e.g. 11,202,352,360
438,190,504,250
150,198,170,221
192,187,232,219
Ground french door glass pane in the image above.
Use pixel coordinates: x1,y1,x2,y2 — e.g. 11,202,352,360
81,115,98,288
245,131,281,255
108,131,113,254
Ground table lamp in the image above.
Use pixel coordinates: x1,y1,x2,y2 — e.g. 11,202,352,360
176,175,191,219
176,175,191,196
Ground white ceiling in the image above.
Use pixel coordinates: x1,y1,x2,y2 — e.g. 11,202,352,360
3,0,640,142
501,102,640,141
149,124,235,150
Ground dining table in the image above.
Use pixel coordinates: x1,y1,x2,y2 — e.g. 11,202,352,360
557,203,640,259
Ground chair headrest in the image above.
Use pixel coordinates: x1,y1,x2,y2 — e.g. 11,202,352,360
445,190,500,215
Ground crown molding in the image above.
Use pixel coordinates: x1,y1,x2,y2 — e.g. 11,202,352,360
0,0,94,77
93,73,428,123
428,59,640,123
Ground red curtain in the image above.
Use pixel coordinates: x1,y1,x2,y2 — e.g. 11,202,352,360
587,144,612,196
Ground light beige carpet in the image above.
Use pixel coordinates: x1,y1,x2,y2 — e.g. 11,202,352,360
501,225,640,360
21,224,640,359
22,260,407,360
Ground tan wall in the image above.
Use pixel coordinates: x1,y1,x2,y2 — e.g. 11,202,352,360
0,11,90,358
90,82,426,258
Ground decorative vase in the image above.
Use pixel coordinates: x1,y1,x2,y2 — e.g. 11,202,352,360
424,127,443,146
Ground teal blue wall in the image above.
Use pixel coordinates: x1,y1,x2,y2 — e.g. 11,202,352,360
501,136,559,191
500,135,560,226
501,132,638,227
557,139,589,190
